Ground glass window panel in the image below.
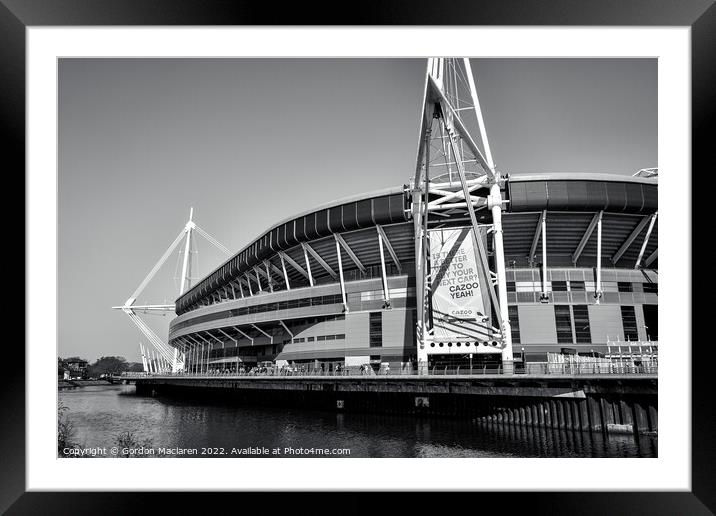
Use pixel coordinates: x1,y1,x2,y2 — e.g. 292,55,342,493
643,283,658,294
621,306,639,341
369,312,382,347
552,281,568,292
573,305,591,343
508,306,520,344
554,305,573,344
618,282,633,293
602,281,619,292
570,281,585,291
516,282,535,292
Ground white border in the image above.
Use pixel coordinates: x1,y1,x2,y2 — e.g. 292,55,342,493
28,27,691,491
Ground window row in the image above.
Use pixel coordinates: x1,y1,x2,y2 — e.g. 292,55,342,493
506,281,657,294
508,305,645,344
292,334,346,343
359,287,416,301
171,295,345,333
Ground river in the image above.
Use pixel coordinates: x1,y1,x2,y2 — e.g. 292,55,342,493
58,384,657,458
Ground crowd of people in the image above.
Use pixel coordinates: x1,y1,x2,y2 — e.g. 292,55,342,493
155,362,401,377
124,361,416,377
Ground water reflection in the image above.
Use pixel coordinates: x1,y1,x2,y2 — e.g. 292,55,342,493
59,385,656,458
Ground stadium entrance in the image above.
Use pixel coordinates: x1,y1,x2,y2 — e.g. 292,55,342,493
427,352,502,372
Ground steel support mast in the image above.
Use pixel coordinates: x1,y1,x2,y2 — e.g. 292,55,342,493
412,58,514,374
113,208,231,373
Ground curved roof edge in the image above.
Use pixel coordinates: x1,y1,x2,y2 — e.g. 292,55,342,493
177,173,657,308
177,185,409,308
260,185,407,237
506,172,658,185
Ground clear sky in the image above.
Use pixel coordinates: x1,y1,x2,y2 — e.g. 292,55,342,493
58,58,656,362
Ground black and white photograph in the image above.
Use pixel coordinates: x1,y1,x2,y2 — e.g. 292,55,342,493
56,56,659,460
8,9,706,505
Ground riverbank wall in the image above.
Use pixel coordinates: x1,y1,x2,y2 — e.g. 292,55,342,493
58,379,113,389
134,375,657,437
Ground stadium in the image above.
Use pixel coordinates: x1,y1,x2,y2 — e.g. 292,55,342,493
167,171,658,374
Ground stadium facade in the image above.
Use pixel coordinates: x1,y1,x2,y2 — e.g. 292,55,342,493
168,172,658,373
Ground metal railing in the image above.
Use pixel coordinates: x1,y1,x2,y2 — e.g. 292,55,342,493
122,361,657,379
526,361,658,375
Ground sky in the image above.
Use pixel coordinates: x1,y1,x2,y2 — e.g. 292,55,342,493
58,58,657,362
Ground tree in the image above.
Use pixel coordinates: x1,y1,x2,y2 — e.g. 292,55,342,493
87,356,129,377
59,356,87,368
126,362,144,372
59,356,90,379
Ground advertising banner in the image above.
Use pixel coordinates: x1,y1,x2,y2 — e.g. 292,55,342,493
429,227,496,350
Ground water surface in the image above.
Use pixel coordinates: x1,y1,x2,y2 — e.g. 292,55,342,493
59,385,657,458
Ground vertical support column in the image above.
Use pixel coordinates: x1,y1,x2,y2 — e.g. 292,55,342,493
464,58,495,169
179,207,194,296
489,183,514,372
146,347,153,373
413,185,428,373
265,261,274,293
620,399,635,431
578,399,590,432
587,396,602,432
245,275,254,296
595,211,603,303
139,342,148,373
540,210,548,302
633,400,650,434
280,253,291,291
648,402,658,433
601,397,616,432
537,402,546,427
414,105,434,376
543,401,552,428
335,239,348,312
377,228,391,307
303,245,314,287
254,268,263,293
238,280,245,298
635,212,657,269
571,401,580,430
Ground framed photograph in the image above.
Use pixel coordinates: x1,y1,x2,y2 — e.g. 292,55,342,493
7,0,711,512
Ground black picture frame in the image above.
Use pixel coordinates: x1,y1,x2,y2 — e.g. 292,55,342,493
5,0,711,513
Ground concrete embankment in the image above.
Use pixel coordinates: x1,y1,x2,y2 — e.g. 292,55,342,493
135,374,658,437
58,379,112,389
